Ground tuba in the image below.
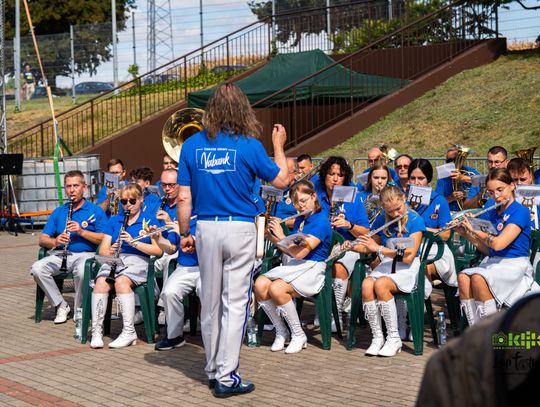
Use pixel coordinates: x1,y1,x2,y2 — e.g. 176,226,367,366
162,108,205,163
379,144,399,165
515,147,537,171
452,145,474,211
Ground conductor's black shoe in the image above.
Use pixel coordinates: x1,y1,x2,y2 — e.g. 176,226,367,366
213,381,255,398
154,335,185,351
208,379,217,389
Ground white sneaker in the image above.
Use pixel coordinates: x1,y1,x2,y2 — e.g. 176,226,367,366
365,336,385,356
284,335,307,354
109,332,137,348
90,333,104,349
54,305,71,324
158,310,166,326
343,297,352,314
133,310,144,325
270,334,290,352
313,314,320,327
378,337,402,357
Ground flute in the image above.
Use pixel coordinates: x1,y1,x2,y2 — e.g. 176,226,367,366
279,210,313,223
434,199,509,236
326,213,406,262
129,215,198,244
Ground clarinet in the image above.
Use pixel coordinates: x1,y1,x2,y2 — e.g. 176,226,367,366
59,197,74,274
159,193,168,212
105,210,131,284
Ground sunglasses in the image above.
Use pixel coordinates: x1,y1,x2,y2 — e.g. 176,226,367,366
396,165,409,170
120,198,138,205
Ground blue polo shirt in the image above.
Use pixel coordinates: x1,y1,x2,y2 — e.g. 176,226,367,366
480,200,531,258
105,211,159,257
415,191,451,229
177,130,280,217
273,192,297,219
435,165,480,211
44,200,107,253
292,209,332,262
372,208,425,256
315,183,369,241
167,218,198,267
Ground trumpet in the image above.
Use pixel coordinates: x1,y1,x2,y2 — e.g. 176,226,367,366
326,214,406,262
105,210,131,284
434,199,509,236
451,144,475,211
293,162,321,185
379,144,399,165
58,197,74,274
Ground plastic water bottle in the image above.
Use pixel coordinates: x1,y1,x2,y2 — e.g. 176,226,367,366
437,311,447,348
246,315,257,348
73,307,83,341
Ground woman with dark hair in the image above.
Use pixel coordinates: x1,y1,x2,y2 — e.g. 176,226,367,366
314,156,369,330
346,186,425,357
359,163,391,225
254,180,332,354
457,168,539,326
91,183,163,349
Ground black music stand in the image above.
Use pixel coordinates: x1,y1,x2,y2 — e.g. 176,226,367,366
0,154,24,235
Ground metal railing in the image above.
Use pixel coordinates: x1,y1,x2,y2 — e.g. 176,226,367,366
8,0,413,158
254,0,498,150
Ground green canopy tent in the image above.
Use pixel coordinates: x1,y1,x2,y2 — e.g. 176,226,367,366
187,49,407,108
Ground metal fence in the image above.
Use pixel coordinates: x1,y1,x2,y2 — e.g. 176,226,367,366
6,0,440,158
254,0,499,150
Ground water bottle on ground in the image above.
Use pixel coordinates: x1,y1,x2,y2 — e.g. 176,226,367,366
246,314,258,348
437,311,447,348
73,307,83,341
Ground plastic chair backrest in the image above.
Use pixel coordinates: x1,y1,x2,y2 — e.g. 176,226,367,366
529,229,540,265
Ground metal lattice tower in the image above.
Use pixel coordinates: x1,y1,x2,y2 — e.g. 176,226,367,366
147,0,174,73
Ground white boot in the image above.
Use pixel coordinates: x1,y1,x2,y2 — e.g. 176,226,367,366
259,300,289,352
396,299,408,340
378,298,402,357
90,293,108,349
363,301,384,356
460,298,478,326
109,293,138,349
477,299,497,320
332,278,347,333
278,300,307,354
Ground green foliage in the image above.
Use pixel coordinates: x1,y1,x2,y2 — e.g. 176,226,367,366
4,0,136,84
128,64,140,80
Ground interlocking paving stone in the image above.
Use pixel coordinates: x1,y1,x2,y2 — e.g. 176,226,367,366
0,230,447,406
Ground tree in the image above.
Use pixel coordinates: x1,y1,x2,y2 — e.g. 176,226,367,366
4,0,136,85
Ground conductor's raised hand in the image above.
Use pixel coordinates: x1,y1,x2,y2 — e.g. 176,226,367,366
272,124,287,148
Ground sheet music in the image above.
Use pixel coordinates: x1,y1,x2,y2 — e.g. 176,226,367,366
407,185,432,206
332,185,357,203
516,185,540,205
468,217,497,235
436,163,456,179
261,185,284,202
103,172,120,189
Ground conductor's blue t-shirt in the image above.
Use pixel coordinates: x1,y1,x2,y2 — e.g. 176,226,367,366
177,130,280,217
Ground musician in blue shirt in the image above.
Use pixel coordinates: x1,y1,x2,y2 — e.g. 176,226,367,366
357,146,399,192
314,156,369,331
31,170,107,324
348,185,425,357
435,146,480,211
91,183,162,350
255,180,332,354
155,153,178,195
457,169,539,327
97,158,127,217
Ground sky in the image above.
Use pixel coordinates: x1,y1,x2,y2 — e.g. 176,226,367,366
43,0,539,88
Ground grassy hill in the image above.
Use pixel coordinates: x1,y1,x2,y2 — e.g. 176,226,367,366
323,49,540,159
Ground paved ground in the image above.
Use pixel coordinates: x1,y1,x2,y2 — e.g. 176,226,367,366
0,229,442,406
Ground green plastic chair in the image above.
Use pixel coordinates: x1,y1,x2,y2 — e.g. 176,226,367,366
256,231,345,350
80,256,158,344
34,247,76,323
529,230,540,284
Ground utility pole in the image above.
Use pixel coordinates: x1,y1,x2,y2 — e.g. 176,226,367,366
14,0,21,112
112,0,119,88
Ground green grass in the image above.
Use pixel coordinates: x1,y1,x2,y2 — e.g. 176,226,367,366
323,49,540,159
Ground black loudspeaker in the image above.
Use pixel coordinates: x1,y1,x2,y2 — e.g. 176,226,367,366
0,154,24,175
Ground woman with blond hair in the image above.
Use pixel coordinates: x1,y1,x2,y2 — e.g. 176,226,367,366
254,180,332,354
90,183,162,349
348,185,425,357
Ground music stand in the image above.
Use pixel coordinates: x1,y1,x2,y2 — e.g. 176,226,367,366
0,154,24,235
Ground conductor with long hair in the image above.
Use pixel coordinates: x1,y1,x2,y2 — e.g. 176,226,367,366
176,83,289,397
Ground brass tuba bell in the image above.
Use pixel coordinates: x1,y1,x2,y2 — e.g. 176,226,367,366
515,147,537,170
162,108,205,162
451,144,474,211
379,144,399,165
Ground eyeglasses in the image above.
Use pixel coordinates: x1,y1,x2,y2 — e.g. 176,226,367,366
109,171,123,175
297,195,313,205
487,160,505,166
120,198,137,205
161,183,177,189
396,165,409,170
